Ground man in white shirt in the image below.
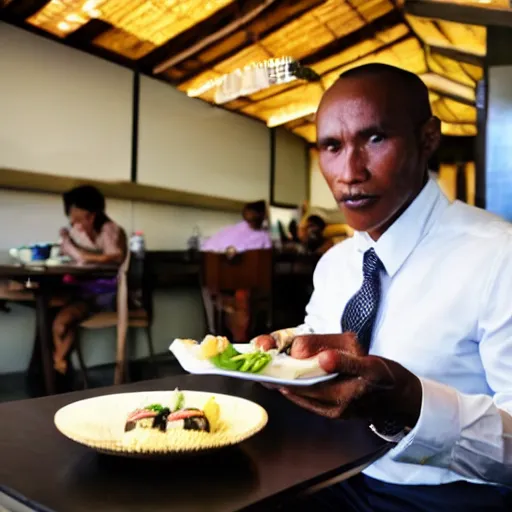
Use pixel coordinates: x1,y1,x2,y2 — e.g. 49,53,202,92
256,64,512,510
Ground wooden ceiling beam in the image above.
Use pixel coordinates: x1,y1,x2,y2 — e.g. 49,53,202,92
285,118,312,130
1,0,50,19
245,15,409,106
427,86,474,107
301,9,404,66
139,0,251,70
65,19,112,46
405,0,512,28
172,0,327,85
429,44,484,67
153,0,278,74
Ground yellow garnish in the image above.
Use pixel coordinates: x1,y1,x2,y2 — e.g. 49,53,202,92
203,397,220,432
199,335,230,359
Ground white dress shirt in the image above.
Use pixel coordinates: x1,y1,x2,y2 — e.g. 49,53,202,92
303,178,512,487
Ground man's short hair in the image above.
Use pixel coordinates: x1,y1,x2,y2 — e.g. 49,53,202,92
338,63,432,127
245,200,266,215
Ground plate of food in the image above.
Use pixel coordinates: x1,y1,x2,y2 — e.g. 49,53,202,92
169,336,338,387
54,389,267,457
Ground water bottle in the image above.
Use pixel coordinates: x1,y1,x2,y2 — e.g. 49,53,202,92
185,226,200,261
187,225,201,251
129,231,145,309
130,231,145,259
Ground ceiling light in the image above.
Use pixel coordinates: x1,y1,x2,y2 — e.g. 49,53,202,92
187,57,320,104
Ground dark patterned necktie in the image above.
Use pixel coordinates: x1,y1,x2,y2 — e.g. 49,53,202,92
341,248,383,353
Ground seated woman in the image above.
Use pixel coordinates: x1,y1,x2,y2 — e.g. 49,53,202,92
53,185,127,376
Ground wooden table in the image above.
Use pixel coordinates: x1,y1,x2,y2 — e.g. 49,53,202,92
0,252,117,395
0,375,389,512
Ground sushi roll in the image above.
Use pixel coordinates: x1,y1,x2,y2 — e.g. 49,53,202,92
124,405,210,433
124,405,170,432
166,408,210,433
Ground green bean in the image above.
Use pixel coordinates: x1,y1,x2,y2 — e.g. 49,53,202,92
239,353,260,372
231,354,251,362
250,355,271,373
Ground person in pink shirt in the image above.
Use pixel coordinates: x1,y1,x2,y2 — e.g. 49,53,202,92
201,200,271,253
201,200,271,342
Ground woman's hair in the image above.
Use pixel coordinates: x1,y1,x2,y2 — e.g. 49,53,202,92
63,185,109,231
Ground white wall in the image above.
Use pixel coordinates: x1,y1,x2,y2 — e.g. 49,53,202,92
309,149,337,209
0,23,132,181
138,76,270,201
274,128,308,205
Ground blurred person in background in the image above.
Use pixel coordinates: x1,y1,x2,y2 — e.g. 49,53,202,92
53,185,127,378
201,200,271,343
300,214,334,255
201,200,271,253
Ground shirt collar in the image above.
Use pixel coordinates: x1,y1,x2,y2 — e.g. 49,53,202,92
353,178,449,277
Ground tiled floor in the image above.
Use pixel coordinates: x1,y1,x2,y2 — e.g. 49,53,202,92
0,354,186,403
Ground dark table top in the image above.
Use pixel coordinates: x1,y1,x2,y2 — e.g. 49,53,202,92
0,375,388,512
0,251,117,280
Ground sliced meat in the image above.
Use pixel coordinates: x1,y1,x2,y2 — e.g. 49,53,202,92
166,408,205,423
126,409,158,423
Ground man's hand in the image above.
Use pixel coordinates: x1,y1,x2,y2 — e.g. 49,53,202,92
280,334,422,430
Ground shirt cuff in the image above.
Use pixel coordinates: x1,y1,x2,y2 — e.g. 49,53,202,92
389,377,461,467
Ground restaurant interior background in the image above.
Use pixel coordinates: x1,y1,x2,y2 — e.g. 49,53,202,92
1,0,511,396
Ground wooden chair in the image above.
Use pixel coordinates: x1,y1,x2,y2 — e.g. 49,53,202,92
74,251,155,388
201,249,273,341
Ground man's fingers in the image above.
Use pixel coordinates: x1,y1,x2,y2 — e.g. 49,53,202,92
317,349,364,374
290,332,363,360
282,376,365,405
279,390,344,419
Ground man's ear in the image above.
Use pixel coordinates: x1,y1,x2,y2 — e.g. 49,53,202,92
421,116,441,159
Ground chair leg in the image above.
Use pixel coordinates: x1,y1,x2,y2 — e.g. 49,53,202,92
75,336,90,389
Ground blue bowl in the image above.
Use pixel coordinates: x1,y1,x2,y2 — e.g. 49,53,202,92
31,244,52,261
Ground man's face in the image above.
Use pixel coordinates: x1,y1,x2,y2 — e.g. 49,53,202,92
306,221,322,238
243,208,264,230
316,75,438,240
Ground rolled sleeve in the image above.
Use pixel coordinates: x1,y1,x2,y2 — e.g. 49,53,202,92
390,378,461,467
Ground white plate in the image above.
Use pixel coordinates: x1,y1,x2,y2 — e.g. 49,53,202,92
54,390,268,457
169,340,338,387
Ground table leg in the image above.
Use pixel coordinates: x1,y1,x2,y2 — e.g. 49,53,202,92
35,290,55,395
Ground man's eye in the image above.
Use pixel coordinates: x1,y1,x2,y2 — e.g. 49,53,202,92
369,133,385,144
324,142,341,153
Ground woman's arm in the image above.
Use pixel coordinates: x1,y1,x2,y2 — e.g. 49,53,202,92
76,251,123,265
62,222,126,265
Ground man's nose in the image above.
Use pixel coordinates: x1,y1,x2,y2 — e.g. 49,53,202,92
337,146,368,184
